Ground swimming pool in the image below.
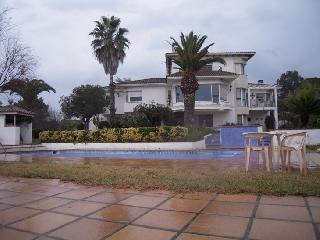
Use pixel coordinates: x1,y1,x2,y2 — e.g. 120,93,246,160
16,150,242,160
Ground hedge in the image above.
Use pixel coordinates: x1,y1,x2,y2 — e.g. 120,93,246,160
39,127,188,143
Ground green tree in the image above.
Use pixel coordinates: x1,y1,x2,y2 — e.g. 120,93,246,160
170,31,225,128
277,70,304,99
1,78,55,129
60,85,106,129
89,16,130,122
288,83,320,128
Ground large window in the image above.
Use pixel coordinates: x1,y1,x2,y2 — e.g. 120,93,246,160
211,84,219,103
195,84,211,101
127,91,142,102
236,88,248,106
175,86,183,102
220,84,228,102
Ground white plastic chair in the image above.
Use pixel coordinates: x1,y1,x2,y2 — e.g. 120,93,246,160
280,132,308,174
243,132,273,172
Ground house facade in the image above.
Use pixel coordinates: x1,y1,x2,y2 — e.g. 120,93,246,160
97,51,278,129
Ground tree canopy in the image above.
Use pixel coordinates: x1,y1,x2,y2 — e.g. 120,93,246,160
60,85,106,129
277,70,304,99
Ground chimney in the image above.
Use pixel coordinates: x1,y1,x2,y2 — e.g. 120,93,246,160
258,79,264,84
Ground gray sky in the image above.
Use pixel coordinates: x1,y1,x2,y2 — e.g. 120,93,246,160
2,0,320,108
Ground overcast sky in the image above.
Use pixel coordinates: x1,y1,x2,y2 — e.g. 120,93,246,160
2,0,320,109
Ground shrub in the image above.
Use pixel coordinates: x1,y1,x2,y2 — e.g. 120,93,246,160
264,115,276,130
39,126,189,143
97,121,110,129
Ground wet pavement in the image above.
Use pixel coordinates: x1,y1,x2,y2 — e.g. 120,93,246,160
0,176,319,240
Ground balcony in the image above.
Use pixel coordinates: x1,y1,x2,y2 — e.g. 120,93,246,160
172,101,233,112
250,101,275,108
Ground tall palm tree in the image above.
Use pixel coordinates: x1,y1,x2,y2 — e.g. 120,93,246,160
170,31,226,128
89,16,130,122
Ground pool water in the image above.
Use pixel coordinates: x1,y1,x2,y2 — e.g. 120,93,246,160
16,150,242,160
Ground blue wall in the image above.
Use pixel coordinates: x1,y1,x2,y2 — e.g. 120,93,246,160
220,126,260,148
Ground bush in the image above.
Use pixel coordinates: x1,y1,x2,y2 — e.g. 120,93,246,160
308,115,320,129
119,112,150,128
39,126,189,143
97,121,110,129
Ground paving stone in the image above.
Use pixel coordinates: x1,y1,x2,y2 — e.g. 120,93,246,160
119,195,168,208
89,204,149,222
56,187,104,200
177,233,233,240
260,195,305,206
310,207,320,223
249,218,316,240
107,225,176,240
158,198,208,212
256,204,311,221
0,190,20,199
11,212,77,234
203,201,254,217
174,192,216,200
49,218,123,240
86,192,133,203
186,214,249,238
24,197,72,210
0,193,45,205
215,194,257,203
0,227,36,240
0,207,40,225
308,197,320,207
0,203,12,211
134,209,194,231
53,200,106,216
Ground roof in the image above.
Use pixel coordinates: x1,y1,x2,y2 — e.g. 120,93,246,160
166,51,256,60
0,106,34,116
169,69,238,78
248,83,277,88
116,78,167,85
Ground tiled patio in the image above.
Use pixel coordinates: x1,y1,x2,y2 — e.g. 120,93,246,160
0,177,319,240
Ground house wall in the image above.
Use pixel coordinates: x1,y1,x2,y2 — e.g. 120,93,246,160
0,115,20,145
20,122,32,144
248,110,269,127
212,110,235,126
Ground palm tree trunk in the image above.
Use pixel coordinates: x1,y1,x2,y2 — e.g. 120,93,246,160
184,92,196,128
109,74,116,122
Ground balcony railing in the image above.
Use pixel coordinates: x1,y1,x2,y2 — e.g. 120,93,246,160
250,101,275,108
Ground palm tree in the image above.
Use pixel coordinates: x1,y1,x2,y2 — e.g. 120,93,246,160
170,31,226,128
89,16,130,122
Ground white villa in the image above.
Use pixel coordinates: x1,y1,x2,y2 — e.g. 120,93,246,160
97,51,278,129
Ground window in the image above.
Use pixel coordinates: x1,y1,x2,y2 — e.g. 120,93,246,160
220,84,228,102
235,63,245,74
167,90,172,106
201,64,212,71
196,84,211,101
175,86,183,102
127,91,142,102
236,88,248,107
212,84,219,103
237,114,248,125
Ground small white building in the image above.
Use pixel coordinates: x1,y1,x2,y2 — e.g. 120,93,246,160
0,106,34,145
96,51,279,129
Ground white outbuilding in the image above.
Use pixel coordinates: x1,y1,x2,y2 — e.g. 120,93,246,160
0,106,34,145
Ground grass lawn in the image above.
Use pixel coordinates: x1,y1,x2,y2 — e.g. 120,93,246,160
1,162,320,196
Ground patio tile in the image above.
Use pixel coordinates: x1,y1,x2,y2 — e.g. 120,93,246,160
256,204,311,221
0,181,30,191
28,186,71,196
49,218,123,240
174,192,216,200
11,212,77,234
260,195,305,206
0,193,45,205
107,225,176,240
0,203,12,211
215,194,257,203
134,209,194,231
35,237,56,240
249,218,316,240
186,214,249,238
138,189,173,197
203,201,254,217
177,233,233,240
307,197,320,207
90,204,149,222
17,178,61,186
86,192,133,203
0,227,36,240
310,207,320,223
0,190,20,199
55,187,105,199
24,197,72,210
119,195,168,208
53,201,106,216
157,198,208,213
0,207,40,225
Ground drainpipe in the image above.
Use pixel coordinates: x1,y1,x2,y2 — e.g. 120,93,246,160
14,114,16,127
